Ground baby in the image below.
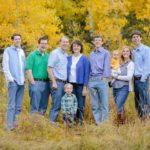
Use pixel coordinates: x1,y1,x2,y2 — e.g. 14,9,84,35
109,50,121,86
61,83,78,127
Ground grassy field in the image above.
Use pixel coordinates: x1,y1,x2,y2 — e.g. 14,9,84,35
0,72,150,150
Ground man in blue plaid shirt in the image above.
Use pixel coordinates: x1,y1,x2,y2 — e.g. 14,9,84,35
61,83,78,127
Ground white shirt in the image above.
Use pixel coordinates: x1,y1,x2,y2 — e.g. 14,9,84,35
17,48,25,84
69,54,82,83
117,61,134,91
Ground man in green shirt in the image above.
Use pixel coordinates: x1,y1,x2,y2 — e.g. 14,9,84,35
26,36,50,115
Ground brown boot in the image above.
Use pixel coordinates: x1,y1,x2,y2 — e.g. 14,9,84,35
117,112,121,124
120,111,127,124
117,111,127,124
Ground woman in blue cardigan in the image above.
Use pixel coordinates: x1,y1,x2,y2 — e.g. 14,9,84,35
67,40,90,125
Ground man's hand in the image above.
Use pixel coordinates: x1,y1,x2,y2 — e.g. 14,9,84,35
52,81,58,89
30,80,35,85
26,70,35,84
48,67,57,89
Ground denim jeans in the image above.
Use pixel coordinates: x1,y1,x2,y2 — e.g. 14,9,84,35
6,82,24,129
146,76,150,106
70,83,85,123
89,77,109,124
63,113,74,127
134,78,149,118
113,85,129,113
49,81,65,122
29,81,50,115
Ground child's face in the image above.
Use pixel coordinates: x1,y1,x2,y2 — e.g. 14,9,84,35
65,85,73,95
113,52,119,59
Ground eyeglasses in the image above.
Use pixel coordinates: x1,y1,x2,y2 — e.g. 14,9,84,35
40,43,48,45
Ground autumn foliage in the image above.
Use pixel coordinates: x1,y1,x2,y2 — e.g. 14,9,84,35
0,0,150,52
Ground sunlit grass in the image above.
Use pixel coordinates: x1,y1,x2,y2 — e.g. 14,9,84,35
0,73,150,150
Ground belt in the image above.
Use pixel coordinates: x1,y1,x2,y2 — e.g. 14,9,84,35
56,78,66,83
89,76,103,80
89,76,109,81
69,82,83,86
34,78,49,82
134,76,141,80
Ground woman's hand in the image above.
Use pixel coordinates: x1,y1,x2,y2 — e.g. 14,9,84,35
112,74,118,79
82,86,88,96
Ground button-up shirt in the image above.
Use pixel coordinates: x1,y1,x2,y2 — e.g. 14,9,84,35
2,46,26,85
133,44,150,82
25,49,49,79
48,47,68,80
61,93,78,114
89,47,111,78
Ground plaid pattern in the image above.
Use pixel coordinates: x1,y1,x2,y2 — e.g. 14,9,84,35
61,94,78,114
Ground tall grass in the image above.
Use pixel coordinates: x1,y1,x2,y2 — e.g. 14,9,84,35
0,73,150,150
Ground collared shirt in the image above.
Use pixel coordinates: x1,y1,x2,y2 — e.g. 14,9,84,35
89,47,111,78
61,93,78,114
25,49,49,79
48,47,68,80
133,44,150,82
2,46,26,85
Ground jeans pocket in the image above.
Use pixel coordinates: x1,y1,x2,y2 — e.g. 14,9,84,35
102,77,109,82
100,80,108,86
8,81,16,87
29,82,35,86
29,82,36,91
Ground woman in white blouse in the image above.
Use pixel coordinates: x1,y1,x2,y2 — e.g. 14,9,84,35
67,40,90,125
111,46,134,124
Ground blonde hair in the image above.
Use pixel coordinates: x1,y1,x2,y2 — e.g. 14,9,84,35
112,50,119,56
64,83,73,90
120,46,132,63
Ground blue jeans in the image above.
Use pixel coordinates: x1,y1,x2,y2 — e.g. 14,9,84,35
6,82,24,129
113,85,129,113
146,76,150,106
63,113,74,127
134,78,149,118
70,83,85,122
89,77,109,124
29,81,50,115
49,81,65,122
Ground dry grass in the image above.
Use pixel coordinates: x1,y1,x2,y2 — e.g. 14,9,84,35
0,73,150,150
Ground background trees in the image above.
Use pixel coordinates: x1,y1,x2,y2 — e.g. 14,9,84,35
0,0,150,54
0,0,61,51
0,2,150,148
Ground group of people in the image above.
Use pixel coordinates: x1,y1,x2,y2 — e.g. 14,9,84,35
2,30,150,130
